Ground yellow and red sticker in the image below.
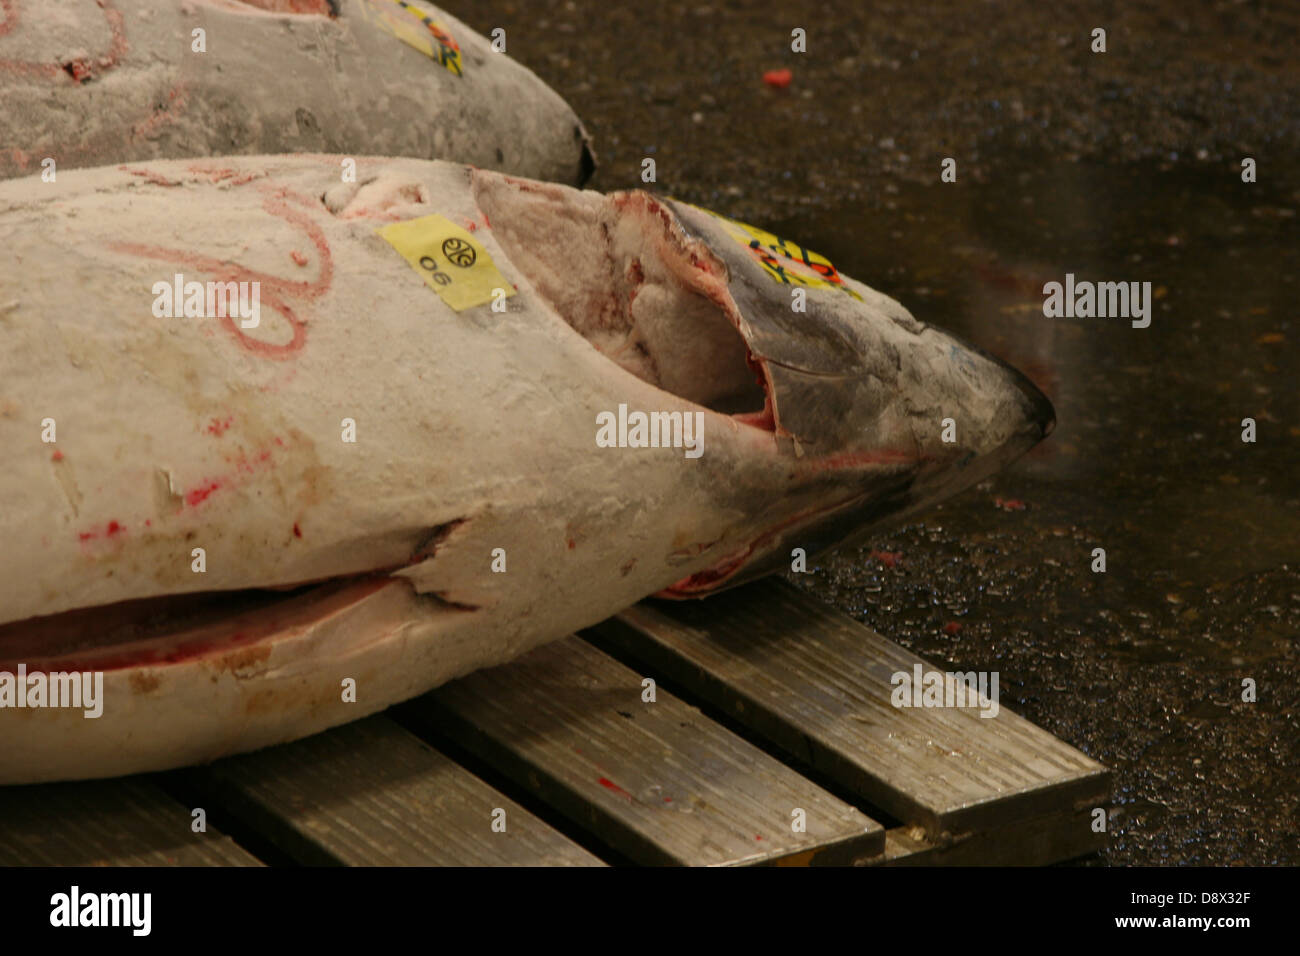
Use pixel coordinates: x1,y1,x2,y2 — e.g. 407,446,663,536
693,206,862,301
362,0,463,76
378,213,515,312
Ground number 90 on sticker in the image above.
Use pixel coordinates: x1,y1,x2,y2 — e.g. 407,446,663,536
378,213,516,312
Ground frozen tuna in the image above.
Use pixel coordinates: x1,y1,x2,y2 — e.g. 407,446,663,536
0,155,1053,782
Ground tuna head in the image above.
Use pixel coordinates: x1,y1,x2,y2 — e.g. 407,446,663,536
470,177,1055,598
659,199,1056,594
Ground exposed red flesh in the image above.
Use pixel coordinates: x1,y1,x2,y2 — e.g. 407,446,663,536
0,577,396,672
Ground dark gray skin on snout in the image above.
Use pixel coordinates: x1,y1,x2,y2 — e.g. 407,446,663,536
657,199,1054,596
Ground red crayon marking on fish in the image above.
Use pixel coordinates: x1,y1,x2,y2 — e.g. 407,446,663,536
120,165,182,187
994,497,1026,511
597,777,634,801
0,9,182,181
178,163,265,187
762,68,792,88
50,450,63,462
0,0,126,81
206,416,233,437
182,438,287,509
131,83,188,138
189,164,234,181
0,1,17,38
186,480,223,507
109,186,333,359
943,621,963,635
870,549,902,568
77,520,127,542
7,82,192,176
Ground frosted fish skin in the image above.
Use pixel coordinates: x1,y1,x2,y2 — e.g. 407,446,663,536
0,155,1052,783
0,0,593,184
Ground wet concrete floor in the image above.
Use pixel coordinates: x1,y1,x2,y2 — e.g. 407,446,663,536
443,0,1298,864
783,161,1299,865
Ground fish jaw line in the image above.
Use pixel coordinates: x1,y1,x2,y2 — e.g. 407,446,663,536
654,452,922,598
654,423,1044,600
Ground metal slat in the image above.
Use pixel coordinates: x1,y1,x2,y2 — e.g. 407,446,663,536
193,715,603,866
0,778,261,866
404,635,884,866
590,580,1110,841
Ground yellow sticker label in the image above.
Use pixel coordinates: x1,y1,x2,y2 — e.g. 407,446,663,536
362,0,463,76
378,214,515,312
689,204,862,301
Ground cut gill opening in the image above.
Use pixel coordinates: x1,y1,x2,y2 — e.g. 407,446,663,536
471,171,770,418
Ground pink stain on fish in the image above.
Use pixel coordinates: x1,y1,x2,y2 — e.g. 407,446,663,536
77,520,127,542
183,439,286,509
0,0,127,81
